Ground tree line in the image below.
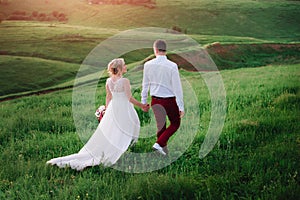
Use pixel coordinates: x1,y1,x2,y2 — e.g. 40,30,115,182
88,0,156,6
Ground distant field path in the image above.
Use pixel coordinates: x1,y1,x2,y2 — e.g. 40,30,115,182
0,85,73,102
1,43,299,102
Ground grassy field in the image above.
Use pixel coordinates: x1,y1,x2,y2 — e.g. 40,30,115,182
0,55,79,97
2,0,299,39
0,0,299,99
0,64,299,199
0,0,300,199
0,21,299,99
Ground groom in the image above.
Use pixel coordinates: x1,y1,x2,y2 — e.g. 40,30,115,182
141,39,185,156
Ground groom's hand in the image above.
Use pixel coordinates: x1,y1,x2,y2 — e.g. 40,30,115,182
179,111,185,118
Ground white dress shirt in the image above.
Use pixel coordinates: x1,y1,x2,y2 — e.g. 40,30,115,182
141,55,184,111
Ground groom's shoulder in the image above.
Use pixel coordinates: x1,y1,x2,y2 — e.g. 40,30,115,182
167,59,177,66
144,59,155,70
144,57,156,65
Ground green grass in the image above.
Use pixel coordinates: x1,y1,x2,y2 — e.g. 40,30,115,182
2,0,300,40
1,20,297,66
1,21,299,99
0,55,80,96
0,0,299,199
0,64,299,199
2,0,300,41
0,21,117,63
1,0,299,99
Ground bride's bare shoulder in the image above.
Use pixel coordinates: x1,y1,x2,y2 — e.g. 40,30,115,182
106,77,112,83
122,77,130,83
122,78,131,88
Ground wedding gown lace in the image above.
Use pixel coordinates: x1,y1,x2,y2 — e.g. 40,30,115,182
46,78,140,171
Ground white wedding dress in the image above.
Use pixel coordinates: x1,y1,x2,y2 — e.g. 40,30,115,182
46,78,140,171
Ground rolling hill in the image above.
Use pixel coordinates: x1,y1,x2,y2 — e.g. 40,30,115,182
1,0,299,40
0,0,299,98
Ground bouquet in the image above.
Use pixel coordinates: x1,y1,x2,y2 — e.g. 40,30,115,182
95,105,106,122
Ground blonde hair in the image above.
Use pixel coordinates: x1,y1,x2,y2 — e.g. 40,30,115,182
107,58,125,76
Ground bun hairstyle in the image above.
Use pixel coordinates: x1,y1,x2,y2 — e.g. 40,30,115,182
107,58,125,76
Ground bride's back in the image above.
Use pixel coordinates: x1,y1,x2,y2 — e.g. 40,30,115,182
107,77,125,93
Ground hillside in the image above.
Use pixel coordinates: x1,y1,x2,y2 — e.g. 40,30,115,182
0,0,299,41
0,20,299,100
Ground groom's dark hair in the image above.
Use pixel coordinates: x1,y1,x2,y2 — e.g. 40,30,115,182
154,39,167,52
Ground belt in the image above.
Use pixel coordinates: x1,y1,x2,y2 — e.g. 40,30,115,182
152,96,175,99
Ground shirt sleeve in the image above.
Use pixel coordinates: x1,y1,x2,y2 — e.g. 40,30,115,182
172,67,184,111
141,65,149,104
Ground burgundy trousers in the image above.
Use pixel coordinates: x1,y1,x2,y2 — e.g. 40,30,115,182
151,96,181,147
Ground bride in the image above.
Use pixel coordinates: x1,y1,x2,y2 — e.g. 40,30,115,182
46,58,149,171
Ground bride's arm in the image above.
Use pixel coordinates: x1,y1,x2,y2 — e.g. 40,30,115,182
106,82,112,107
124,78,146,109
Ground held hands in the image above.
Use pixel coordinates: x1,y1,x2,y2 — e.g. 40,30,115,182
142,103,150,112
140,103,183,117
